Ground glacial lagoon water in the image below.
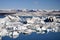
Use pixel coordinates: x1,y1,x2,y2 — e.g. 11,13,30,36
0,15,60,40
2,32,60,40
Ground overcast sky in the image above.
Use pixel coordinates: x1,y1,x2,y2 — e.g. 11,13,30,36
0,0,60,10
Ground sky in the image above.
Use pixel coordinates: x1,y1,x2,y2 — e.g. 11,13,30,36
0,0,60,10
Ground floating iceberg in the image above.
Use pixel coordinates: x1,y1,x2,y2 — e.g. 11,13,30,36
0,15,60,39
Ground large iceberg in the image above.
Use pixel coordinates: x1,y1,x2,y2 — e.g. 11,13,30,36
0,15,60,40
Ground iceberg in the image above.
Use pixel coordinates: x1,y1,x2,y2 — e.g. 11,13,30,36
0,15,60,40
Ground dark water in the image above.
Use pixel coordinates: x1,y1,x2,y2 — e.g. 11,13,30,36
0,15,5,18
0,15,60,40
2,32,60,40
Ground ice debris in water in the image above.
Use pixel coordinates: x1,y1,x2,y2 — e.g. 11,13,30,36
0,15,60,38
